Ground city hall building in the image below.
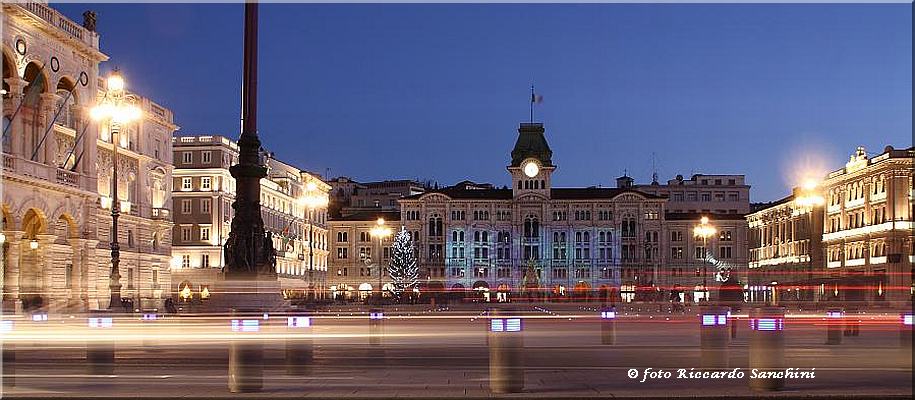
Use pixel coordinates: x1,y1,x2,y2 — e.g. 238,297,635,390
398,122,668,301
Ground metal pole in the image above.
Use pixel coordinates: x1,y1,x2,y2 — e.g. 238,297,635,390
108,123,121,310
703,235,707,303
377,235,382,301
309,209,314,298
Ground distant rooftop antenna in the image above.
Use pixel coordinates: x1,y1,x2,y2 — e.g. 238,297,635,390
651,152,659,184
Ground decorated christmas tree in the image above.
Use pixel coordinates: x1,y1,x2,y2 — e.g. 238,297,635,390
387,227,418,298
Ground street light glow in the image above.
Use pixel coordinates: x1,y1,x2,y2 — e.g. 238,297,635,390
107,72,125,92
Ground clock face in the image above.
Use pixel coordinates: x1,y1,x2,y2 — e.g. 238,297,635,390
523,161,540,178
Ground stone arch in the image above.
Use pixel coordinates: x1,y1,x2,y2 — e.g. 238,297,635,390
573,281,592,301
1,203,13,231
178,280,193,301
22,61,49,98
54,213,78,241
20,208,49,311
22,208,47,239
2,46,15,97
54,76,80,130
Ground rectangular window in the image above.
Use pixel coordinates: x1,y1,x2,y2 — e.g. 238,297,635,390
181,177,192,191
152,269,159,286
65,264,73,288
201,254,210,268
181,199,192,214
181,227,191,242
201,177,211,190
181,254,191,268
200,227,210,242
182,152,192,164
127,268,134,290
672,247,683,259
201,198,211,214
201,151,212,164
337,247,348,259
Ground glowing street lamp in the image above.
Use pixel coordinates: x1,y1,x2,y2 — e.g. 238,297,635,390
370,218,392,300
297,180,329,299
796,179,825,208
91,70,142,310
693,216,716,301
795,178,824,305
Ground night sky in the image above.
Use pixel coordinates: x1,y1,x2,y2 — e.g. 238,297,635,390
54,3,912,202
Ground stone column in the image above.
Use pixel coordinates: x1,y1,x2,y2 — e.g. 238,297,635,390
3,77,27,158
67,238,91,312
2,231,24,313
36,234,57,311
38,92,60,165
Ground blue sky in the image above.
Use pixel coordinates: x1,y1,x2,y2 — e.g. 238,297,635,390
56,3,911,201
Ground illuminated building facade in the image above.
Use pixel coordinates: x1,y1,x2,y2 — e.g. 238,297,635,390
170,135,329,302
820,146,914,304
398,122,667,301
747,187,825,304
327,211,397,300
634,175,751,302
2,1,176,313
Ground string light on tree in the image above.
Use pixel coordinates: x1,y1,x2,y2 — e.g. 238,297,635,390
387,227,418,300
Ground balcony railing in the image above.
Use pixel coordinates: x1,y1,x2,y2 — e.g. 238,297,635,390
55,168,78,187
18,1,95,47
446,258,466,267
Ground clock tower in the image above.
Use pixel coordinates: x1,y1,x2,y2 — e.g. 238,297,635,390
508,122,555,198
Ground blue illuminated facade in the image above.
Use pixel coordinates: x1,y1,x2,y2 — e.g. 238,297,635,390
399,122,667,300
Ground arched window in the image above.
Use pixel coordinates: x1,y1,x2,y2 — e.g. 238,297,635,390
55,78,78,129
428,214,443,237
524,216,540,238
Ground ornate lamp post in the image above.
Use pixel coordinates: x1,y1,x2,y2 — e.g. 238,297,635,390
370,218,392,301
298,181,328,300
91,70,142,310
796,179,824,303
693,216,716,303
